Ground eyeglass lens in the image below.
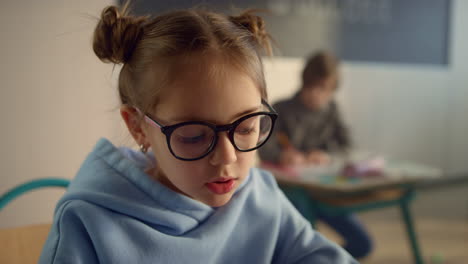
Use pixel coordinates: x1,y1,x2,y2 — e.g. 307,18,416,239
169,114,272,159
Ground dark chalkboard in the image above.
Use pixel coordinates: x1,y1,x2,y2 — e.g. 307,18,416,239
120,0,451,65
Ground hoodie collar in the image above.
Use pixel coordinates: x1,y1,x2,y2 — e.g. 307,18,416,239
65,138,216,235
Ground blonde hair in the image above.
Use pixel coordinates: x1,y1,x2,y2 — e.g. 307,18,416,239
301,51,339,90
93,3,272,115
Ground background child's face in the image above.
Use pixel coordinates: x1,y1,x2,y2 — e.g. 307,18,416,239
300,75,338,110
144,54,261,207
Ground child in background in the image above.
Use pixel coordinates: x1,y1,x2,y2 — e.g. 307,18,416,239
39,4,357,264
258,51,373,259
259,51,351,166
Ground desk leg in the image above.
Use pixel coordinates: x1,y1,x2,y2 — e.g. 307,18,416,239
400,198,424,264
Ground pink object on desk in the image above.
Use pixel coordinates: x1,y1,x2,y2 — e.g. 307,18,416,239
342,156,386,178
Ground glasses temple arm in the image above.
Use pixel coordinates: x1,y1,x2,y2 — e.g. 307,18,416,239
261,99,277,113
133,106,163,128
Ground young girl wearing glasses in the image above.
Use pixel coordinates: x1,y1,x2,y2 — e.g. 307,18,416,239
40,3,357,263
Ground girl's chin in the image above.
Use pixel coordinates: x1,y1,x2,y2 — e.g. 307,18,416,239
200,194,234,207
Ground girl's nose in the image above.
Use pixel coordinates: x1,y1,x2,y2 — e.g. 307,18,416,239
209,133,237,166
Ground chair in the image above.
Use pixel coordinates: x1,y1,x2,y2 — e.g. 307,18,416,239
0,178,70,210
0,178,69,264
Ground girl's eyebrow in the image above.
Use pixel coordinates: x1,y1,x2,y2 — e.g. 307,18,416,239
231,105,263,120
167,104,263,124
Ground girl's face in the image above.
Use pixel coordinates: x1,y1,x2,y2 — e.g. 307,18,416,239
143,54,261,207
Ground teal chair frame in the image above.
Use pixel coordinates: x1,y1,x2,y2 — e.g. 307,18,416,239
281,185,424,264
0,178,70,211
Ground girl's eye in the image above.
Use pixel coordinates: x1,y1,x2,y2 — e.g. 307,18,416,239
236,126,255,135
178,134,206,144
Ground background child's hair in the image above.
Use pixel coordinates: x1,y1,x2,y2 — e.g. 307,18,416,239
301,51,339,89
92,3,273,115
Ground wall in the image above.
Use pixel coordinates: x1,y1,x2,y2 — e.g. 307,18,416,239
447,0,468,175
0,0,119,228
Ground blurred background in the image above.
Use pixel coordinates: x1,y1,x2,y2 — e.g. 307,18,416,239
1,0,467,263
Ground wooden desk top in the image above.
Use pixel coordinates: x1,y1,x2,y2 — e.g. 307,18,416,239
260,161,441,196
0,223,51,264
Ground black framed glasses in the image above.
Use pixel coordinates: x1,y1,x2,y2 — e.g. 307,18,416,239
140,100,278,161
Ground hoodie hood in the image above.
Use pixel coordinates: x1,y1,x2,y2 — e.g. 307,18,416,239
58,138,220,235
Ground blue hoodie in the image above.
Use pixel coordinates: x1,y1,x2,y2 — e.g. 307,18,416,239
39,138,357,264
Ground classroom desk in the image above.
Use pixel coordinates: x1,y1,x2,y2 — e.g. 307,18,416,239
0,223,51,264
261,161,441,264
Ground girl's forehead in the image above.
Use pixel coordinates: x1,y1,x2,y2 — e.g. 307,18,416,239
153,59,262,124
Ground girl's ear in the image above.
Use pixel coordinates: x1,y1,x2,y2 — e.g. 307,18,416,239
120,105,148,146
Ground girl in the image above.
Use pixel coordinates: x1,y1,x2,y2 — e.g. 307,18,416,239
39,4,357,264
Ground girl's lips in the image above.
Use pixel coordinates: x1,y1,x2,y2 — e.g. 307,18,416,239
205,178,236,194
209,177,234,183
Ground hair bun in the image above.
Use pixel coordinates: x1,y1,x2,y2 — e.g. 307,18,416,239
93,5,147,64
230,10,272,55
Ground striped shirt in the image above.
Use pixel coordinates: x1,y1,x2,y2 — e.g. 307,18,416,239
259,93,351,163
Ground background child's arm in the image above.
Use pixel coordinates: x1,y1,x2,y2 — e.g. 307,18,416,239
258,118,288,164
330,102,352,153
